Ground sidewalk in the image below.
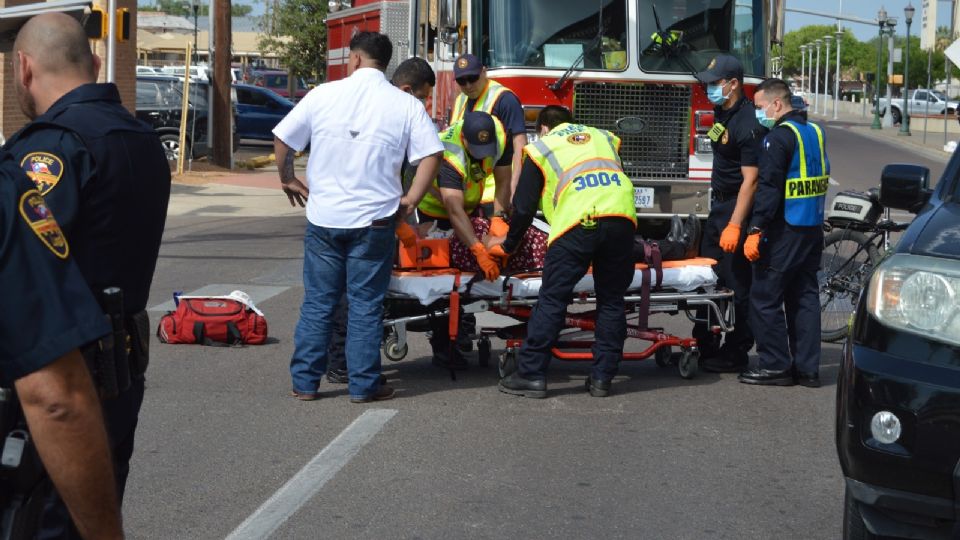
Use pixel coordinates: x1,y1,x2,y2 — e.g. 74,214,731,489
808,106,955,162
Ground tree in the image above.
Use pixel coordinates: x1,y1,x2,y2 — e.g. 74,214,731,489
257,0,327,82
140,0,253,17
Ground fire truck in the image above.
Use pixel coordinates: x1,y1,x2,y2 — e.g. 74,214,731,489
326,0,786,222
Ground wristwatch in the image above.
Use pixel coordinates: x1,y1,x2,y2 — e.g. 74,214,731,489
747,226,763,235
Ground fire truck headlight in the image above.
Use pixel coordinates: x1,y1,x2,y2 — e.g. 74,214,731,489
695,135,712,155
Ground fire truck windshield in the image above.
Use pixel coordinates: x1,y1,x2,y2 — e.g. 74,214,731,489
638,0,765,76
478,0,628,71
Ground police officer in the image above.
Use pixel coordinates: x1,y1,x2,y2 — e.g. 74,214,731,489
740,78,828,388
0,155,123,540
418,111,507,369
4,13,171,536
693,54,766,373
491,106,636,398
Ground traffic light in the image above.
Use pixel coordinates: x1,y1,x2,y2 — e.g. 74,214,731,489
116,8,129,42
84,7,106,40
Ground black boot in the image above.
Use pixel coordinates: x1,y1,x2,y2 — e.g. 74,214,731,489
680,214,701,258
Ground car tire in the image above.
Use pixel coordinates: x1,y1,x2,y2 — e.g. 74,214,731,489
159,134,190,162
891,107,902,125
843,487,880,540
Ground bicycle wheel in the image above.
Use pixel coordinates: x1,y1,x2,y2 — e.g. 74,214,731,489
819,229,881,342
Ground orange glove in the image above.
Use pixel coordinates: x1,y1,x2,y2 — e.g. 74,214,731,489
488,244,510,267
470,242,501,281
743,232,762,262
719,223,741,253
395,221,418,248
488,216,510,237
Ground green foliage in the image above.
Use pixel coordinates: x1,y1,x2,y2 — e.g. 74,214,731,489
257,0,327,83
140,0,253,17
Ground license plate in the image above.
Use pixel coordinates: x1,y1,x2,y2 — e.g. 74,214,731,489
634,187,655,209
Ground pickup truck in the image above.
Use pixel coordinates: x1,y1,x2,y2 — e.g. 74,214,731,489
878,88,958,124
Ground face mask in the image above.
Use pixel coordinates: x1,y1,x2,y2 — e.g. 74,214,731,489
706,81,731,105
755,107,776,129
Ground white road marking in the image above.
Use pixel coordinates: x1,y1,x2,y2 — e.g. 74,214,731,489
225,409,398,540
829,177,839,186
148,284,289,312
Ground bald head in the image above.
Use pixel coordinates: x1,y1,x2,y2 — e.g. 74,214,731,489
15,13,96,80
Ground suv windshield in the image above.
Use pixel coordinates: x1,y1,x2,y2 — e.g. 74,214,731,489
637,0,764,76
476,0,628,70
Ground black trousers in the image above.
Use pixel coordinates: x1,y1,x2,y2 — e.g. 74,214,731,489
693,197,754,356
516,218,635,382
749,223,823,373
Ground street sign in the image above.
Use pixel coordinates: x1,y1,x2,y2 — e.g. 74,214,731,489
945,38,960,67
893,48,902,63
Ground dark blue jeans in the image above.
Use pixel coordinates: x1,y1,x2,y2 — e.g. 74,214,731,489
290,219,395,400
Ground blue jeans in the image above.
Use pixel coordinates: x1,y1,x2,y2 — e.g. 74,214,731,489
290,218,395,400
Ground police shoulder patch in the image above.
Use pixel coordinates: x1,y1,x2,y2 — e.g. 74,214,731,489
567,133,591,145
20,152,64,196
19,190,69,259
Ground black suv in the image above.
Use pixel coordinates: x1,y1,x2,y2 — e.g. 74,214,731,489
837,155,960,539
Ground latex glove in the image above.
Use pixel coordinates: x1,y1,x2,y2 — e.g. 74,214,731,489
743,232,762,262
471,242,501,281
488,244,510,267
719,223,741,253
488,216,510,237
395,221,418,248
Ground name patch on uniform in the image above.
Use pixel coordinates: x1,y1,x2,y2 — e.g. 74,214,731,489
20,152,64,196
707,122,726,143
567,133,591,145
785,177,829,199
19,190,69,259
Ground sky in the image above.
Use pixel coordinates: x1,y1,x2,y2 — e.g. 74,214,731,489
784,0,953,41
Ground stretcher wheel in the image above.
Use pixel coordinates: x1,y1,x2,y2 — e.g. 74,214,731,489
654,346,673,368
678,349,699,379
498,349,517,379
478,337,491,367
383,335,408,362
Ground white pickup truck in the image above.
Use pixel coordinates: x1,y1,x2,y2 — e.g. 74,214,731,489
878,89,958,124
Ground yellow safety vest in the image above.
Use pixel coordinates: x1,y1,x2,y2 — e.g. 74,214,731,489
450,79,515,204
418,117,507,219
523,123,637,244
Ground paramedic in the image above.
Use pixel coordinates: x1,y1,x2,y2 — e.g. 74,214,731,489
491,106,636,398
3,13,170,537
692,54,766,374
417,111,507,370
274,31,442,403
0,156,123,540
740,78,827,388
450,53,526,219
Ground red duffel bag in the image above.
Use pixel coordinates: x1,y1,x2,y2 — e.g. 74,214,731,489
157,294,268,346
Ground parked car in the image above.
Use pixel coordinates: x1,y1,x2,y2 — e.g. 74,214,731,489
159,65,210,81
233,83,294,141
136,65,162,75
249,69,308,101
877,88,957,125
837,156,960,539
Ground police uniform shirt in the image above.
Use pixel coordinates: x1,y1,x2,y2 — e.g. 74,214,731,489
462,91,523,167
750,109,811,231
0,156,109,384
709,96,765,196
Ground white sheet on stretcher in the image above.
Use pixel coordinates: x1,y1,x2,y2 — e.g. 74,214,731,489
388,265,717,306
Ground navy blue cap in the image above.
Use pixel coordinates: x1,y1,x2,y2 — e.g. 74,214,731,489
454,54,483,78
462,111,497,159
697,54,744,84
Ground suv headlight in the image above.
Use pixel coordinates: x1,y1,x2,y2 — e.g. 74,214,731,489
867,253,960,345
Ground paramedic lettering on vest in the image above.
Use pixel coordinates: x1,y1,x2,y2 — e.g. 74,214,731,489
3,13,171,538
692,54,766,375
417,111,507,370
488,106,637,399
740,78,829,388
450,54,527,224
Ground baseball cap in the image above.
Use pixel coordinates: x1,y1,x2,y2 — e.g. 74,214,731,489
696,54,744,84
462,112,498,159
453,54,483,79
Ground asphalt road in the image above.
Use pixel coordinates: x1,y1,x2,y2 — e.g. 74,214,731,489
121,127,951,539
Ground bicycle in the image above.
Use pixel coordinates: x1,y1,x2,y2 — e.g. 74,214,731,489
818,189,911,342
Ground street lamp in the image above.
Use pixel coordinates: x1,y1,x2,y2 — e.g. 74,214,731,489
808,44,814,108
872,7,888,129
815,39,822,113
834,29,843,120
193,1,200,64
899,2,915,136
824,35,833,116
800,45,806,95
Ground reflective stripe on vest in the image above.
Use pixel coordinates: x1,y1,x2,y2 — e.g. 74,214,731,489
524,123,636,244
780,120,829,227
451,80,510,122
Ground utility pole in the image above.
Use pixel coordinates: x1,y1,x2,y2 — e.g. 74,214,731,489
883,21,896,128
211,0,232,167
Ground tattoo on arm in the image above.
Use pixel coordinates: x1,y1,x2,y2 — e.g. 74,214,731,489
280,148,296,184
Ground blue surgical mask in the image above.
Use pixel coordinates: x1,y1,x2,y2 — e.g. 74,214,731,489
755,108,775,129
706,80,731,105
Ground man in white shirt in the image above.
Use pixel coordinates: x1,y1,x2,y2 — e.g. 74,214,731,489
273,31,442,403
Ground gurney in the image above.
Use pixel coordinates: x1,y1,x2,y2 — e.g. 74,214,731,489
380,257,735,380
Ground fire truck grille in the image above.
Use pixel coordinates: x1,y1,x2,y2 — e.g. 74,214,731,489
573,82,691,181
